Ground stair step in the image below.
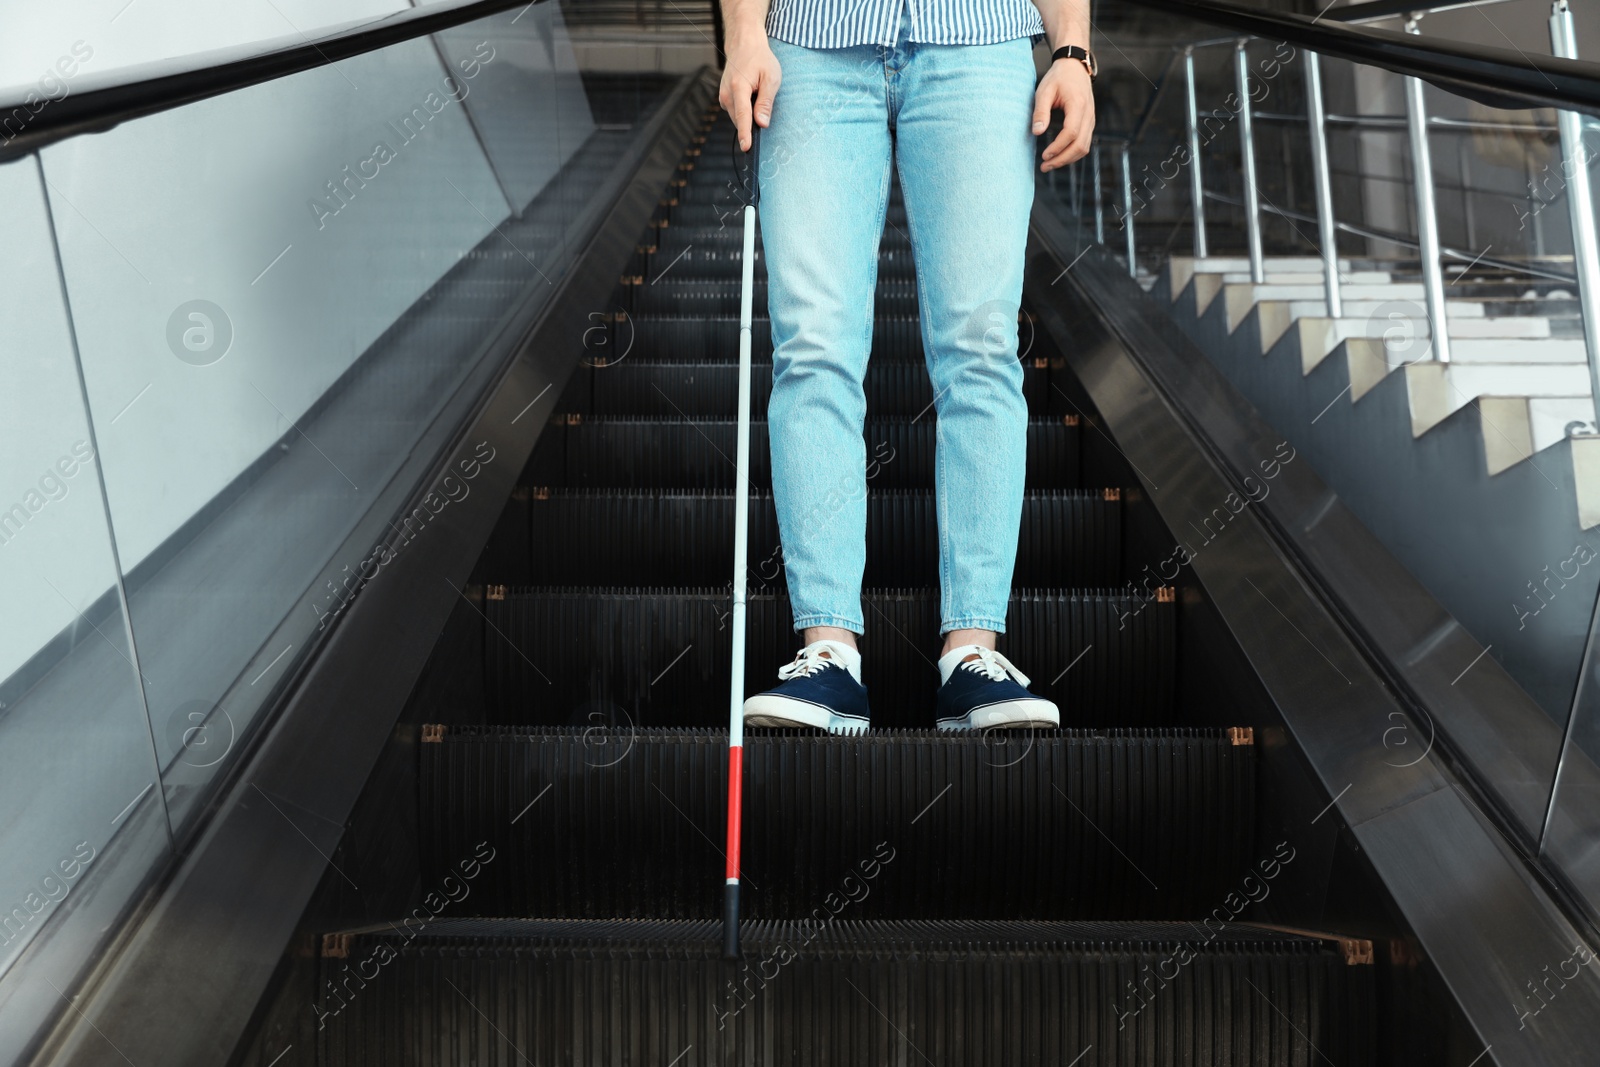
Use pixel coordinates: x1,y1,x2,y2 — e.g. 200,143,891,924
1285,299,1486,319
509,489,1118,588
1530,396,1598,450
559,360,1063,417
481,588,1174,729
419,727,1256,919
522,416,1081,489
1408,362,1592,436
1449,337,1587,362
1309,315,1552,343
1238,282,1429,303
1184,254,1349,274
315,919,1374,1065
1212,270,1393,286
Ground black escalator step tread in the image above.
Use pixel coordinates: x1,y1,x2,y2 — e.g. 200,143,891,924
576,361,1054,417
418,729,1256,920
643,257,918,283
529,416,1079,489
634,279,919,316
680,158,909,183
336,917,1322,949
317,919,1374,1065
591,316,927,361
667,202,910,228
652,233,915,271
523,489,1118,587
653,223,913,252
482,588,1174,729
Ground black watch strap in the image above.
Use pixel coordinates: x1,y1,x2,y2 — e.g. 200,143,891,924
1051,44,1096,79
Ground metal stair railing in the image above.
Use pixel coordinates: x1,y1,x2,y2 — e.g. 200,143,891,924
1076,0,1600,381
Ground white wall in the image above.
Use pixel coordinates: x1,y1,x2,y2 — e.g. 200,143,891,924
46,32,511,569
0,0,407,100
0,158,123,683
1,0,593,675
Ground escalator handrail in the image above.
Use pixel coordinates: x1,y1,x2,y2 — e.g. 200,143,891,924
1120,0,1600,117
0,0,546,161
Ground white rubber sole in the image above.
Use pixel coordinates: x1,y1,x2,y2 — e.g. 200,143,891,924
743,694,869,734
937,698,1060,731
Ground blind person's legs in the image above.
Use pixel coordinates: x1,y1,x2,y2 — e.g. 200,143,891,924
741,37,891,733
894,30,1060,730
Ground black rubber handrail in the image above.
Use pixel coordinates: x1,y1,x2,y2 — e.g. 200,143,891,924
1124,0,1600,117
0,0,545,161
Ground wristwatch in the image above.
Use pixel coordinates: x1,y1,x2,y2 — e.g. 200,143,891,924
1051,44,1097,80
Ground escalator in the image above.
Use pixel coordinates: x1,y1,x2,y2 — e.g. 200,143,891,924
305,105,1379,1064
19,2,1600,1065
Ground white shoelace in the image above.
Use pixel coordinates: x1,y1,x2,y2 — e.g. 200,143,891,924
777,645,840,681
956,647,1031,688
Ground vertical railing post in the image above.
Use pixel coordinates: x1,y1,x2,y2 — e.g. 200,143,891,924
1551,0,1600,414
1184,46,1209,259
1120,141,1137,278
1234,40,1266,283
1093,143,1105,246
1304,50,1342,318
1403,17,1451,362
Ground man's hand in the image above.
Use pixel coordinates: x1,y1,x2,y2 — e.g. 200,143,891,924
1032,58,1095,171
719,34,782,152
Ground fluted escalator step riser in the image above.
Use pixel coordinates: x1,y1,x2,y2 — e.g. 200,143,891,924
649,224,914,256
664,202,910,229
518,490,1118,588
558,361,1059,417
573,316,935,362
417,729,1254,919
481,589,1174,729
633,280,920,317
315,920,1374,1066
523,417,1080,489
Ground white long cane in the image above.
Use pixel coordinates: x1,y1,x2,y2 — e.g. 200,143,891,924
724,107,761,960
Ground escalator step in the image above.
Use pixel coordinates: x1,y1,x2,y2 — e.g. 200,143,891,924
525,416,1079,489
666,202,909,229
651,220,915,253
639,243,918,282
518,490,1118,587
480,588,1173,729
418,727,1255,920
633,280,920,317
576,315,928,362
561,360,1059,417
315,919,1374,1065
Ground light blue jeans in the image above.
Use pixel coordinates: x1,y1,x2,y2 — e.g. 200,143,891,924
761,11,1038,636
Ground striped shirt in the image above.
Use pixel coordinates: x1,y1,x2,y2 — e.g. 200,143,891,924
766,0,1045,48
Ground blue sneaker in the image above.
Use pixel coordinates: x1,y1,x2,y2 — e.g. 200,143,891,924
743,640,870,734
935,645,1059,730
